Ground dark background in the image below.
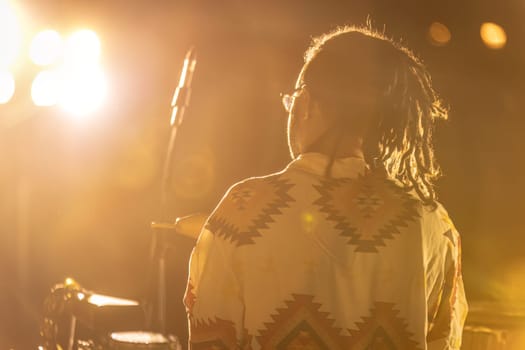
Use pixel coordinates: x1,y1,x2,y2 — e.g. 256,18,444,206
1,0,523,348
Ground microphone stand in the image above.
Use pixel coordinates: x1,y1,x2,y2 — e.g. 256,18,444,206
148,47,196,334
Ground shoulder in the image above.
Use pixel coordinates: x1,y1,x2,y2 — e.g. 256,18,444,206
377,174,460,250
219,170,295,211
419,200,461,253
204,169,296,247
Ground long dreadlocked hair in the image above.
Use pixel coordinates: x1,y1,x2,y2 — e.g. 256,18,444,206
302,24,448,206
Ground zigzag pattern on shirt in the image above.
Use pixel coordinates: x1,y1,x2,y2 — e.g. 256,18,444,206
257,294,423,350
189,317,238,350
313,170,420,252
348,302,423,349
257,293,350,349
206,175,295,246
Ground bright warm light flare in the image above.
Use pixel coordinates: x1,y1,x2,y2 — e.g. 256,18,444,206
31,70,61,106
480,22,507,49
59,66,108,117
65,29,101,66
87,294,139,307
0,1,22,67
30,30,63,66
0,70,15,104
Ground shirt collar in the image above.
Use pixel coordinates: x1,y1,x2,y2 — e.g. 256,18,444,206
286,152,368,178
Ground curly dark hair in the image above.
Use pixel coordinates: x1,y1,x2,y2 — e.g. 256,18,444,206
301,24,448,206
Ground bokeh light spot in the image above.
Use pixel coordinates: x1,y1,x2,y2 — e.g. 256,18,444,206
65,29,101,66
303,212,314,224
30,29,63,66
31,70,61,107
301,211,318,233
0,0,22,67
59,66,108,118
480,22,507,49
428,22,451,46
0,70,15,104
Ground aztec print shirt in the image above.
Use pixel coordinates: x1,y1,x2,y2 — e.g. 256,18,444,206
184,152,468,350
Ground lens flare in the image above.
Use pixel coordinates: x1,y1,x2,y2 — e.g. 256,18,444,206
64,29,101,66
59,66,108,117
30,30,63,66
31,70,61,107
0,1,22,67
87,294,139,307
480,22,507,49
0,70,15,104
428,22,451,46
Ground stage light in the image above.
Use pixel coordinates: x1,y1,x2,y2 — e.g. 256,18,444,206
31,70,61,107
480,22,507,49
59,66,108,117
0,0,22,67
64,29,101,66
0,70,15,104
30,30,63,66
428,22,451,46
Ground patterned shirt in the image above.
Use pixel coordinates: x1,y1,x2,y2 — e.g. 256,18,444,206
184,152,467,350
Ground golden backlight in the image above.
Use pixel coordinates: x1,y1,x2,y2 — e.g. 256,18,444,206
59,66,108,117
480,22,507,49
65,29,101,66
30,30,63,66
31,70,61,106
0,0,22,67
28,29,108,117
87,294,139,307
0,70,15,103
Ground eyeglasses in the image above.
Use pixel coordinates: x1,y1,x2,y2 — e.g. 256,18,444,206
281,84,306,113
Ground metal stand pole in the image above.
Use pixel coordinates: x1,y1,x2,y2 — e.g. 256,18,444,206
146,47,196,334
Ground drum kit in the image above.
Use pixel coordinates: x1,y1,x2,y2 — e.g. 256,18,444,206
39,215,207,350
38,48,204,350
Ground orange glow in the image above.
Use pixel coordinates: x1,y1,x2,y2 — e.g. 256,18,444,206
59,66,108,117
0,70,15,104
65,29,101,66
0,0,22,67
87,294,139,307
110,332,167,344
480,22,507,49
31,70,61,106
30,30,63,66
428,22,451,46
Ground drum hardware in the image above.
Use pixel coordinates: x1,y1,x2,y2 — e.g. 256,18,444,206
145,47,197,335
107,332,181,350
40,48,199,349
40,278,145,350
461,301,525,350
146,215,205,339
73,332,181,350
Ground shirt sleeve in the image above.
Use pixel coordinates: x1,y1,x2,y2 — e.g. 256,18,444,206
183,215,246,349
427,225,468,350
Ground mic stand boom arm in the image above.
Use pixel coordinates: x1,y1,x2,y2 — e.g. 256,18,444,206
148,47,196,334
